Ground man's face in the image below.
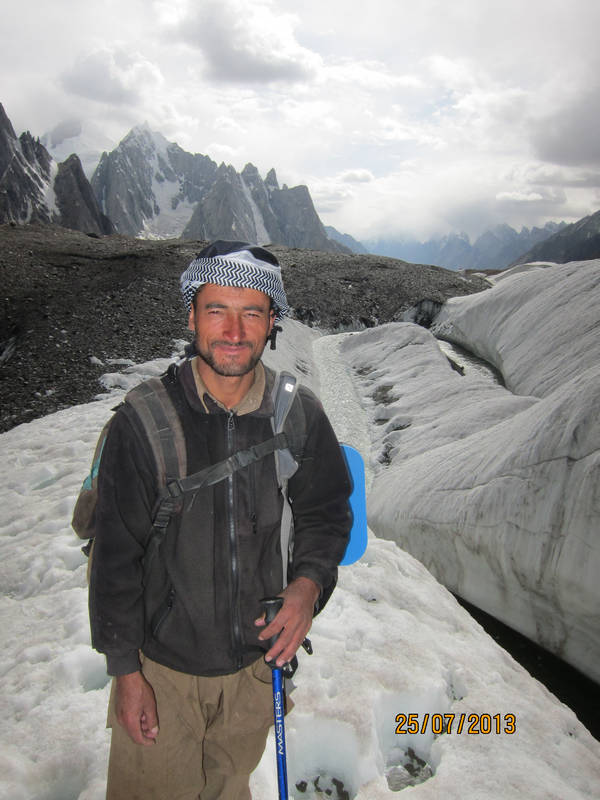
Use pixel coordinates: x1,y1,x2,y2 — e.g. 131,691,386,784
188,283,275,377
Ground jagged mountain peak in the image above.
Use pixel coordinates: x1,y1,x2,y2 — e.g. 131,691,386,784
242,162,259,173
215,162,238,178
119,123,170,158
0,107,57,226
265,168,279,191
90,125,346,251
0,102,17,139
493,222,517,236
0,103,113,235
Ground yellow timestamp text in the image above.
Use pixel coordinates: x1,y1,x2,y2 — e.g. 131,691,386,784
395,712,517,735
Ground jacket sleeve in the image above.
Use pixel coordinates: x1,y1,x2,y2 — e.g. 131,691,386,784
88,407,157,676
286,386,353,609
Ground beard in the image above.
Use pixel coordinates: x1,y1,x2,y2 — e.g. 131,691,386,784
195,339,264,377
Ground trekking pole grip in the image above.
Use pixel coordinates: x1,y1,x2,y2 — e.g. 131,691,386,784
261,596,284,654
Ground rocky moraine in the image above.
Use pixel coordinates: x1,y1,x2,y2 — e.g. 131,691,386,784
0,223,488,432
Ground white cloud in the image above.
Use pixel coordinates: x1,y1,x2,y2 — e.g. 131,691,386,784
323,60,423,91
496,191,544,203
532,81,600,167
310,182,356,214
151,0,189,26
205,142,241,163
60,48,164,106
167,0,320,84
339,169,375,184
426,54,475,91
508,163,600,190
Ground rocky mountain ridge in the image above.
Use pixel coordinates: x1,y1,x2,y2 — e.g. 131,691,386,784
511,209,600,265
0,104,113,236
90,123,346,253
1,101,348,253
325,225,368,254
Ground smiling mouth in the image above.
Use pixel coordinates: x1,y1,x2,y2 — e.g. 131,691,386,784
214,341,252,352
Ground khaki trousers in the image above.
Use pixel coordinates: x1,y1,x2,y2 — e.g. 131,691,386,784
106,655,275,800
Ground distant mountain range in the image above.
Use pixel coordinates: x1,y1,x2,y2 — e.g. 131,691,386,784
364,223,569,271
2,101,600,269
510,210,600,266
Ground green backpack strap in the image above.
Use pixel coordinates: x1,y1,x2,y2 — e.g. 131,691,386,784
124,377,187,487
71,375,186,562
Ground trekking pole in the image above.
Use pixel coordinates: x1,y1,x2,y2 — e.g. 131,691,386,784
261,596,289,800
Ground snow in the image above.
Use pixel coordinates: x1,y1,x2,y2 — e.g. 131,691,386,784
1,310,599,800
140,189,196,240
141,167,197,240
240,174,271,245
117,125,196,240
43,160,59,220
342,259,600,684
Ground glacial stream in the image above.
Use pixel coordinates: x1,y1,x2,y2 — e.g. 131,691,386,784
312,332,373,490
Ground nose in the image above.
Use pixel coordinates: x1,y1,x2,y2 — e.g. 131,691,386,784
223,311,245,341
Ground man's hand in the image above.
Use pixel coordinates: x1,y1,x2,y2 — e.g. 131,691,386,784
115,670,159,746
255,577,320,667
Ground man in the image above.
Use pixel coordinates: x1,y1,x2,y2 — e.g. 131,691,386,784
89,240,352,799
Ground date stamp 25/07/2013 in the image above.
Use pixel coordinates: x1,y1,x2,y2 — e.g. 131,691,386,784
395,713,517,736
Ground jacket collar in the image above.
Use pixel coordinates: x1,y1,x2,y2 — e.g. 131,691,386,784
180,357,274,417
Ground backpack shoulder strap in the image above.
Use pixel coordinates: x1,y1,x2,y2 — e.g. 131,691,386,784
271,370,306,483
271,370,308,588
124,376,187,487
271,371,298,432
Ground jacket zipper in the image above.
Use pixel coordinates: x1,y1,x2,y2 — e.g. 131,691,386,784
249,461,257,535
227,411,244,669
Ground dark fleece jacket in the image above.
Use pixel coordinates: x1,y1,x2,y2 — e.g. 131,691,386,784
89,360,352,677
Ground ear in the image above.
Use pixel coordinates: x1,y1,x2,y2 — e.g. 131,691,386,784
187,305,196,332
267,310,276,336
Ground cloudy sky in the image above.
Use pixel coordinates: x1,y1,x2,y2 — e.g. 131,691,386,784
2,0,600,242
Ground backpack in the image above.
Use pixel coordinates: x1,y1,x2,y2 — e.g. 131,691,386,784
72,367,305,586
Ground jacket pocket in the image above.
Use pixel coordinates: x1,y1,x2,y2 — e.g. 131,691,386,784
151,586,175,638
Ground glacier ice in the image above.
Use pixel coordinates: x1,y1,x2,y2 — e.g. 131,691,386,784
342,259,600,683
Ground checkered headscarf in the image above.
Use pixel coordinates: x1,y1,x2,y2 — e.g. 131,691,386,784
180,240,288,321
